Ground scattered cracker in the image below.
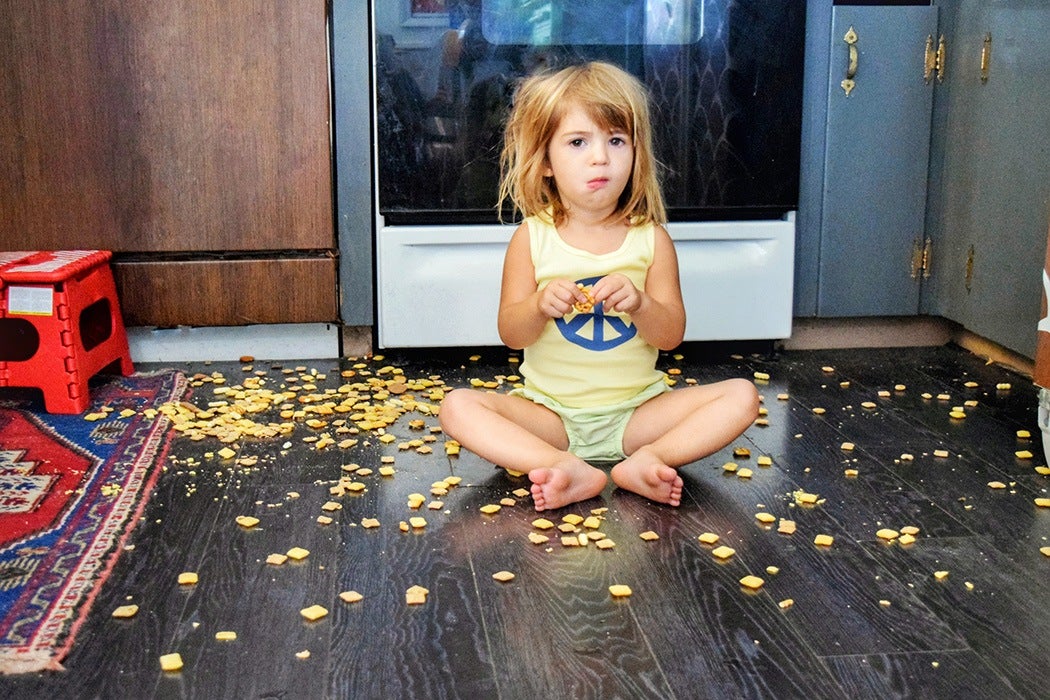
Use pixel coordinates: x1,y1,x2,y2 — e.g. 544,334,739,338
933,570,949,580
639,531,660,541
814,534,834,547
406,585,429,605
266,553,288,565
778,599,794,610
235,515,260,529
528,532,551,545
711,545,736,560
532,518,555,530
340,590,364,603
215,631,237,642
479,504,502,514
286,547,310,561
755,512,776,524
739,575,764,590
876,528,899,541
492,571,515,582
177,572,198,585
777,519,797,535
609,584,633,598
111,604,139,619
159,653,183,672
361,518,380,528
300,605,328,621
698,532,720,545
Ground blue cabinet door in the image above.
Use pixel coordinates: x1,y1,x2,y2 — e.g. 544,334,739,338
818,6,938,316
923,0,1050,358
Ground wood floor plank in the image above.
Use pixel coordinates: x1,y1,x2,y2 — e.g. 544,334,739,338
865,537,1050,699
823,650,1023,700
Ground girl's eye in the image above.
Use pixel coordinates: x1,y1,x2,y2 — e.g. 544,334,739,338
569,138,585,148
610,136,627,147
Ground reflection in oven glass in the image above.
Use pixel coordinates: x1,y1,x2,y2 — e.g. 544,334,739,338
373,0,806,224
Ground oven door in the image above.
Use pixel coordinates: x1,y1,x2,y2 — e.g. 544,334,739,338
370,0,804,347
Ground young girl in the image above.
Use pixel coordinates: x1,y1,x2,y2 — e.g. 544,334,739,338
439,62,759,511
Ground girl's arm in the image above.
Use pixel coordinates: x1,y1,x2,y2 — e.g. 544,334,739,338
593,225,685,351
498,223,584,349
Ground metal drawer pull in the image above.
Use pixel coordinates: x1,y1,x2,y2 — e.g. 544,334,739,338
842,26,858,96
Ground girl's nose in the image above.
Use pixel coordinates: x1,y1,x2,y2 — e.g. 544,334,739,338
590,142,608,164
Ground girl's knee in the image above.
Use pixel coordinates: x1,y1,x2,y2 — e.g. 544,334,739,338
726,378,761,416
438,388,474,431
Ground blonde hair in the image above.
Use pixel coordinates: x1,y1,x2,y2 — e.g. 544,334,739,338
498,61,666,226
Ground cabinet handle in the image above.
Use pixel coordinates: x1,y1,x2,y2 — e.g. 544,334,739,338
980,33,992,82
841,26,858,96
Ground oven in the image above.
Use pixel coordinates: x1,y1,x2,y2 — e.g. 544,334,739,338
363,0,805,348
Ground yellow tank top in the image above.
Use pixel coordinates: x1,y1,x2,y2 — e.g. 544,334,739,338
520,215,664,408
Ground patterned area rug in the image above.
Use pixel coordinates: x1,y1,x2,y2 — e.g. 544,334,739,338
0,370,186,674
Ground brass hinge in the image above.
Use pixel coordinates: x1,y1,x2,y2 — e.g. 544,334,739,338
924,34,947,84
911,238,933,279
965,244,975,292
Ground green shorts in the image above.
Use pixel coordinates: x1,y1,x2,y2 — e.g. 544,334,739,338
511,378,669,462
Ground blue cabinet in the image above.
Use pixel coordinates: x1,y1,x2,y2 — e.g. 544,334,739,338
798,0,1050,358
816,4,939,317
923,0,1050,358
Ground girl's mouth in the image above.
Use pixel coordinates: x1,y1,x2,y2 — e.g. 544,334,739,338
587,178,609,190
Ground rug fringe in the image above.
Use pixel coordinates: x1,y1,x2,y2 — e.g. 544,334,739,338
0,649,66,674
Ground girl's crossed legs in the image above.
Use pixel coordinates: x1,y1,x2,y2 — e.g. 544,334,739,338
438,378,759,511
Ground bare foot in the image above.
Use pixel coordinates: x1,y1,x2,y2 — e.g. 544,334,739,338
529,457,607,511
610,447,683,506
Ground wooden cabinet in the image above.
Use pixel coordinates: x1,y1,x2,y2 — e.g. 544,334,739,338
0,1,335,327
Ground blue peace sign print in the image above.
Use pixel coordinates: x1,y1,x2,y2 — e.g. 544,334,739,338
555,276,637,351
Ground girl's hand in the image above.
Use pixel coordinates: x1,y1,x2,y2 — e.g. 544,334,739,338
537,278,585,318
592,273,642,314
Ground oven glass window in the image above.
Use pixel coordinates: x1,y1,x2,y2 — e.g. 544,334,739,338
373,0,806,224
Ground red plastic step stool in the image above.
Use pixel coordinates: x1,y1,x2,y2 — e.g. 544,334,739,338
0,250,134,414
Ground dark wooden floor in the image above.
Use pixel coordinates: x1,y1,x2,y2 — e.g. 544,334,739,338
2,343,1047,700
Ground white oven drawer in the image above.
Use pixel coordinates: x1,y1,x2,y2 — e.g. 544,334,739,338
377,214,794,348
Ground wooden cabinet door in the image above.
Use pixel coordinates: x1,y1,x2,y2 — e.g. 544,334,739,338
817,5,938,317
0,1,335,326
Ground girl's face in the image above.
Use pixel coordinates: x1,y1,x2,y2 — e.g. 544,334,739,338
544,104,633,221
